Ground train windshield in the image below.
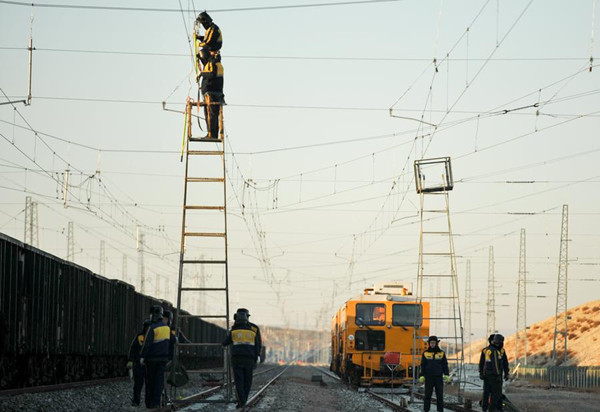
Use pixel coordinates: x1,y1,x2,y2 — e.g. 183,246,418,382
392,304,422,327
355,304,386,326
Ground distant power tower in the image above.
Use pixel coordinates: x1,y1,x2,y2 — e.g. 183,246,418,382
99,240,106,276
486,246,496,337
66,221,74,262
122,254,128,283
138,230,146,293
515,229,528,365
552,204,569,364
24,196,39,247
465,259,472,363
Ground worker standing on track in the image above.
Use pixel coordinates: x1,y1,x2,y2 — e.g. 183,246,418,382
127,319,151,407
140,306,170,409
479,333,510,412
419,335,450,412
480,334,503,412
222,308,262,409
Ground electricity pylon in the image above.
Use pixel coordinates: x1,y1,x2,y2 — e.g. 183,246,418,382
515,229,527,365
552,204,569,364
67,221,74,262
465,259,472,363
24,196,39,247
486,246,496,336
99,240,106,275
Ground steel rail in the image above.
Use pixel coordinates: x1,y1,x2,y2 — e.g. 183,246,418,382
244,364,291,409
170,365,284,410
0,377,128,396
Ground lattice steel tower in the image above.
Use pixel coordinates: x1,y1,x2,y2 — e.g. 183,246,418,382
515,229,527,365
414,157,464,399
99,240,106,276
24,196,39,247
138,231,146,293
486,246,496,336
552,204,569,364
465,259,472,363
67,221,74,262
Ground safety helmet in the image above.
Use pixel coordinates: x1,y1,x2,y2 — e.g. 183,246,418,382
492,334,504,346
427,335,440,343
197,11,212,24
163,310,173,323
233,308,249,323
150,305,164,322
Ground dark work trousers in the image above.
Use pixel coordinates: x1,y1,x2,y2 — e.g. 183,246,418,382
481,376,503,411
484,375,503,412
145,360,167,408
423,375,444,412
132,363,145,405
233,363,254,406
203,94,221,138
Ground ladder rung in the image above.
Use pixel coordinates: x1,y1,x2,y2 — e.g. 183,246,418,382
182,260,227,264
186,177,225,183
184,232,226,237
179,314,228,319
189,138,223,143
187,150,223,155
181,287,227,292
420,274,453,277
184,205,225,211
422,231,450,235
422,252,452,256
422,209,447,213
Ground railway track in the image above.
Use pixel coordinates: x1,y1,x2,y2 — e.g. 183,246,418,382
311,366,477,412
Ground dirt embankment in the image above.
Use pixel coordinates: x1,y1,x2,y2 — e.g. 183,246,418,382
462,300,600,366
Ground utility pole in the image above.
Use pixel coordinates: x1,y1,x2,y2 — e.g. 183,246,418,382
486,246,496,336
515,229,528,365
122,254,128,283
138,229,146,293
24,196,39,247
552,204,569,364
155,273,160,296
465,260,472,363
99,240,106,276
67,221,74,262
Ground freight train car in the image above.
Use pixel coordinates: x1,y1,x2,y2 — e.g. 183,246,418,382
330,282,429,386
0,232,226,390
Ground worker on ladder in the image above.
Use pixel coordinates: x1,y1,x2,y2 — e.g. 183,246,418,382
195,11,223,68
199,51,224,139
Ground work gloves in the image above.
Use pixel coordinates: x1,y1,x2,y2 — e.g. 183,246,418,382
126,361,133,369
418,376,425,383
504,374,510,381
140,358,145,366
479,373,484,380
443,375,451,383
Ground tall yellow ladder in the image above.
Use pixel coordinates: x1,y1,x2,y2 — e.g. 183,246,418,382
174,98,232,402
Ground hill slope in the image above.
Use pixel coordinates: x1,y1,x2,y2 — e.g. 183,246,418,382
462,299,600,366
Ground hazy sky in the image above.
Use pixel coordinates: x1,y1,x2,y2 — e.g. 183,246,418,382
1,0,599,341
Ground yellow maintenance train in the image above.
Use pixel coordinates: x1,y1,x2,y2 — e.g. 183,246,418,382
330,282,429,386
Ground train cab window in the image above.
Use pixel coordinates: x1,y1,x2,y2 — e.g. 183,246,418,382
355,330,385,351
356,304,386,326
392,304,423,327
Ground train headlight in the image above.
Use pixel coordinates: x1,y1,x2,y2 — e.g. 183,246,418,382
348,334,355,341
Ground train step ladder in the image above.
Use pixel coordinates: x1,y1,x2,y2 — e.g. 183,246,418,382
412,157,465,404
173,98,232,403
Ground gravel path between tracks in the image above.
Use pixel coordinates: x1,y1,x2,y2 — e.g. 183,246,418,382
250,364,393,412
